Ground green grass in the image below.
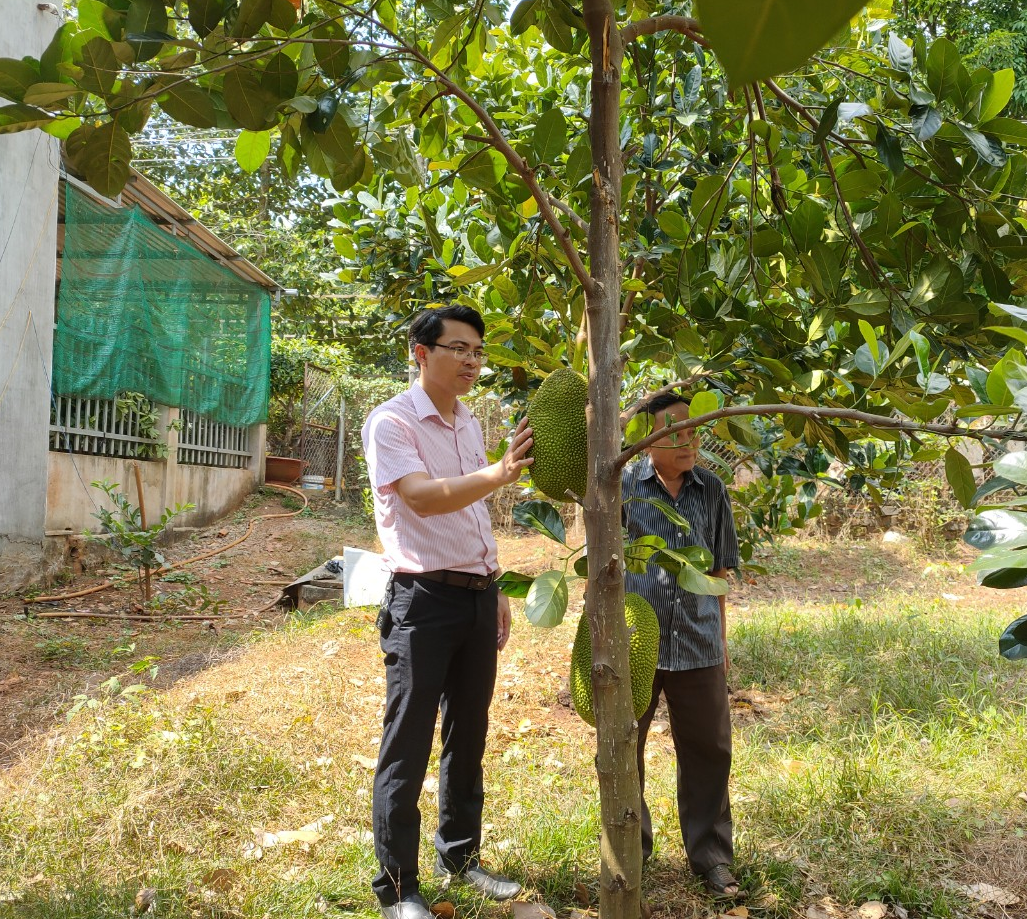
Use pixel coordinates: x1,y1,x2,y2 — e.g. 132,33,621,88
2,570,1026,918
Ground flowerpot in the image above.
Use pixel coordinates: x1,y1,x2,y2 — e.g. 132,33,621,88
266,455,304,484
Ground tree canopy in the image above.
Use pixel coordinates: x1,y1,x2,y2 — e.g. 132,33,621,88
5,1,1027,915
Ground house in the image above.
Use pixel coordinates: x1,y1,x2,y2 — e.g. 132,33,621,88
0,5,280,589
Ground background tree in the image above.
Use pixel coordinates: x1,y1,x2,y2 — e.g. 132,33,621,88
4,1,1027,916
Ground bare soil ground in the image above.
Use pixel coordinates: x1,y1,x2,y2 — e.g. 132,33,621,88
1,488,1019,770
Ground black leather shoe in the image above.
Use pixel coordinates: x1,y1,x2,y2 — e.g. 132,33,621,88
435,857,522,901
379,893,433,919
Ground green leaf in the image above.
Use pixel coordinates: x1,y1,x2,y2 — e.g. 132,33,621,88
858,319,880,362
682,64,702,108
76,37,119,97
910,104,942,142
999,614,1027,659
728,416,761,449
691,174,729,235
814,98,841,144
907,328,930,378
314,18,350,80
925,37,962,105
157,80,218,128
689,391,720,419
22,82,80,107
64,120,132,197
944,447,976,509
565,143,590,187
449,263,502,286
0,58,40,103
994,452,1027,486
751,227,783,256
330,144,367,192
460,147,506,190
789,198,824,252
983,568,1027,590
888,32,913,72
958,124,1006,168
497,570,534,598
512,500,567,544
510,0,539,35
978,117,1027,145
231,0,272,38
261,52,298,101
630,496,691,532
676,562,728,596
625,535,666,575
235,129,271,173
125,0,168,62
77,0,114,39
693,0,867,88
532,107,567,165
0,102,53,134
223,68,275,130
523,569,568,627
964,511,1027,551
187,0,225,38
874,121,904,174
540,0,574,52
317,115,355,164
658,211,688,240
980,69,1015,122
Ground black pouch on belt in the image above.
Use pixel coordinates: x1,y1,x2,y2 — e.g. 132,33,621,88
376,576,395,637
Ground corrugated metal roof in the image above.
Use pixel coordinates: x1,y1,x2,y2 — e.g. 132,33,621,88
59,167,282,293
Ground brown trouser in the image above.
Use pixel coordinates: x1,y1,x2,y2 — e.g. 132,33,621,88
636,664,733,875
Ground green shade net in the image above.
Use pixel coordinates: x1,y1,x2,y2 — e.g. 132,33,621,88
54,183,271,425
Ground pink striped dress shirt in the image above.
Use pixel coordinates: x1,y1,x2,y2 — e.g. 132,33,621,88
361,383,498,575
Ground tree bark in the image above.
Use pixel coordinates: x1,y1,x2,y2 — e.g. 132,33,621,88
582,1,642,917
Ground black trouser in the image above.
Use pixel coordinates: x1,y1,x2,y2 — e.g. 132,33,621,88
636,665,733,874
371,574,499,906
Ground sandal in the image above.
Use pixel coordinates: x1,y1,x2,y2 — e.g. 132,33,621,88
702,864,744,900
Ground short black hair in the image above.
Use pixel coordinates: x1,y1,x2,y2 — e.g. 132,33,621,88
408,305,485,350
642,390,690,416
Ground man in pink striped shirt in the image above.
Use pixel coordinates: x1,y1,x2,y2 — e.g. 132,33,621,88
361,305,533,919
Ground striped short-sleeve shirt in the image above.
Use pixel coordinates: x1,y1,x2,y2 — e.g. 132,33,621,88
622,456,740,671
361,383,498,575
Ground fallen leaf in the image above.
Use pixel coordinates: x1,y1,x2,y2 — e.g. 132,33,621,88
424,775,439,793
725,908,749,918
573,882,590,906
857,902,888,919
511,904,557,918
241,841,263,860
166,838,196,855
959,883,1020,906
299,815,335,833
352,754,377,770
807,898,846,919
430,902,456,919
134,888,157,915
202,868,239,893
263,829,321,847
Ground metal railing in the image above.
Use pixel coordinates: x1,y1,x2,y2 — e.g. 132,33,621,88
178,409,251,469
49,395,158,458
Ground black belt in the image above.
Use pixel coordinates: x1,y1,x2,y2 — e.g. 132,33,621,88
402,569,497,591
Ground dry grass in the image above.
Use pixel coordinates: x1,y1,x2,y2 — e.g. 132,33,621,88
2,536,1027,919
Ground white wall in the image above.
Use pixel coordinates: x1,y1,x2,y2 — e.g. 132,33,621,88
0,0,62,588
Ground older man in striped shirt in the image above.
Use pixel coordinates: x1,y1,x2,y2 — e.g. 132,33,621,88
622,391,742,900
361,305,533,919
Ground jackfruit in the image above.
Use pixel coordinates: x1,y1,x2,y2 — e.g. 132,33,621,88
526,367,588,502
569,593,660,726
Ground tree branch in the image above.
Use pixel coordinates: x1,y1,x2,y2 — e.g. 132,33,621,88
620,15,707,47
331,0,594,294
617,403,1027,469
619,375,711,429
548,194,590,233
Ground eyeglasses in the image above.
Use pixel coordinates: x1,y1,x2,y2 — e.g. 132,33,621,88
431,343,486,363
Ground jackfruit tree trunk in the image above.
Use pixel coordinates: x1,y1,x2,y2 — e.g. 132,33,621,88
582,2,642,918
